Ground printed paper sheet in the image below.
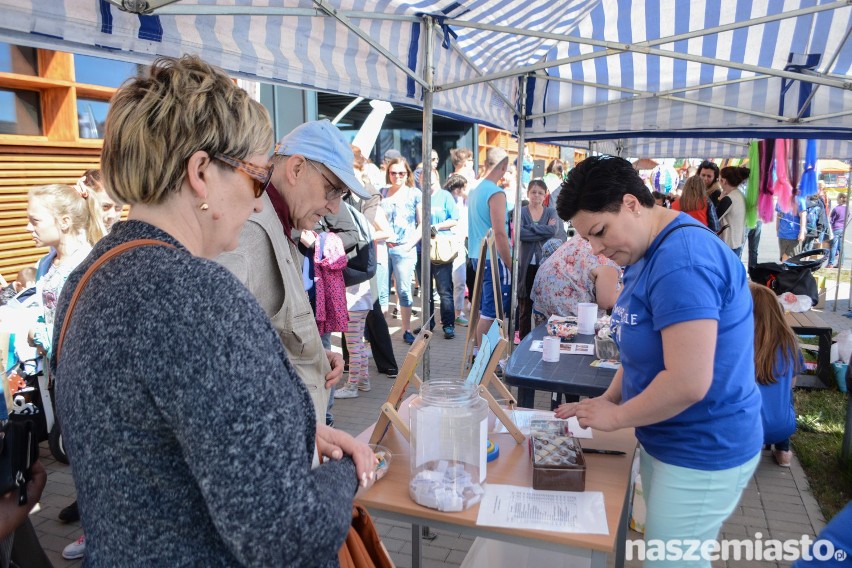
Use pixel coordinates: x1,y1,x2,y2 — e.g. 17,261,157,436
476,484,608,534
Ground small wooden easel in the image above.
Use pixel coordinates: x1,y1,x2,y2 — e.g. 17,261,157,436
461,230,505,377
371,320,524,446
466,320,524,444
369,328,432,445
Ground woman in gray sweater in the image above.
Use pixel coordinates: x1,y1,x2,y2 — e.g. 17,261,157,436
51,55,375,567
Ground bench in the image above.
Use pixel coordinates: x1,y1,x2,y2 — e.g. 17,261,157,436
785,310,833,387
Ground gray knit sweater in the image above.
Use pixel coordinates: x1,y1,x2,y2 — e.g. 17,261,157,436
52,221,357,567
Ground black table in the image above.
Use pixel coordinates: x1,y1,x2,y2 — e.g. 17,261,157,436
503,323,617,408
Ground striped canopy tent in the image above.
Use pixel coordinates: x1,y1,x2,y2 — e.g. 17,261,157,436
1,0,851,157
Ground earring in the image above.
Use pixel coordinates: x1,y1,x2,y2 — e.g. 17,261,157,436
199,203,209,211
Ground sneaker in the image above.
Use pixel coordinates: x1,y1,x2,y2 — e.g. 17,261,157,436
455,314,469,327
63,535,86,560
334,383,359,399
773,449,792,467
443,326,455,340
358,378,371,392
381,369,398,379
403,330,415,344
58,500,79,523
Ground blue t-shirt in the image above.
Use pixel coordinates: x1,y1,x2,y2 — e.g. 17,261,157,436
611,214,763,470
429,189,459,231
468,180,509,260
759,348,802,445
776,197,807,240
380,185,422,245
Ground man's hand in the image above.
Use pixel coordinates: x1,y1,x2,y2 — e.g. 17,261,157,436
316,425,378,490
300,230,317,249
325,350,344,390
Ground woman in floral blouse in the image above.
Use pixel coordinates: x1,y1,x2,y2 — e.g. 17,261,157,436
530,235,621,327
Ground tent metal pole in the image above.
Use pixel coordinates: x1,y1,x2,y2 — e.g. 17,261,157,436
441,35,515,112
421,15,435,382
436,37,848,94
802,109,852,123
437,1,848,91
444,1,844,53
507,76,528,355
835,161,852,311
795,25,852,121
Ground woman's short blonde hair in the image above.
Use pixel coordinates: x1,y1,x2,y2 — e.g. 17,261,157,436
101,55,272,205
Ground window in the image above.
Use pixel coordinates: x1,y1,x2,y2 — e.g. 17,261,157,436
0,42,38,75
76,98,110,139
0,89,42,135
74,54,141,88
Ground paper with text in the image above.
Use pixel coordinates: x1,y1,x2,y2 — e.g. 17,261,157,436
476,484,608,534
530,340,594,355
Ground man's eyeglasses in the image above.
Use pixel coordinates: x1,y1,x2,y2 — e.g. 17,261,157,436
305,159,349,201
213,154,273,198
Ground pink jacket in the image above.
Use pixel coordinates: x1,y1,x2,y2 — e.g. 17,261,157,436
314,232,349,334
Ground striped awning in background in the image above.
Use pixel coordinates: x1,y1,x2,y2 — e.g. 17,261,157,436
1,0,850,157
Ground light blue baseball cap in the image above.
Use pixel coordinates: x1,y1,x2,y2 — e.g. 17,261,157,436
273,119,371,199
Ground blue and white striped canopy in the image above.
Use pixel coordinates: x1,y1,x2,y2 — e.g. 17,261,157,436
1,0,850,157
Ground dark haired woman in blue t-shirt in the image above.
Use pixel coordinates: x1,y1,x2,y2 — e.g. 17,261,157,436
554,155,762,567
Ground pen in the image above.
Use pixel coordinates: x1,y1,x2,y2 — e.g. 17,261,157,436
582,448,626,456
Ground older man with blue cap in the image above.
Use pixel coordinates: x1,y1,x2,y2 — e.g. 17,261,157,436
217,120,372,425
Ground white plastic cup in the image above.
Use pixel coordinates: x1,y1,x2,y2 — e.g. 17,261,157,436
577,302,598,335
542,336,561,362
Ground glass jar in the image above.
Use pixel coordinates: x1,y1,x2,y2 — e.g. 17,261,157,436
408,379,488,512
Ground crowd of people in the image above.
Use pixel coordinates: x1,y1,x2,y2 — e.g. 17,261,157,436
1,52,847,567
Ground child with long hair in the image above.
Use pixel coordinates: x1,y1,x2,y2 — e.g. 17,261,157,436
749,282,802,467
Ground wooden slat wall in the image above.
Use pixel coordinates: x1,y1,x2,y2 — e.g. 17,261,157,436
0,145,101,283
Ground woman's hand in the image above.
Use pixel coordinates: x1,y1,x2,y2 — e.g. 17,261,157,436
554,402,579,420
554,390,623,431
316,425,378,489
573,397,622,432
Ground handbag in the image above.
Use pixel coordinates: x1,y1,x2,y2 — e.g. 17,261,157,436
338,505,394,568
0,414,38,505
430,231,458,265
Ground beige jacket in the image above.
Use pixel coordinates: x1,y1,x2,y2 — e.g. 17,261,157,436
217,193,331,422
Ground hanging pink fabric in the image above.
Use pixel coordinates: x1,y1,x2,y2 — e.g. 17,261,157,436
314,231,350,335
773,139,794,214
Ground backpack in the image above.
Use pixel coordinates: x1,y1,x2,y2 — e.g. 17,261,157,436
342,203,377,286
806,202,820,234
